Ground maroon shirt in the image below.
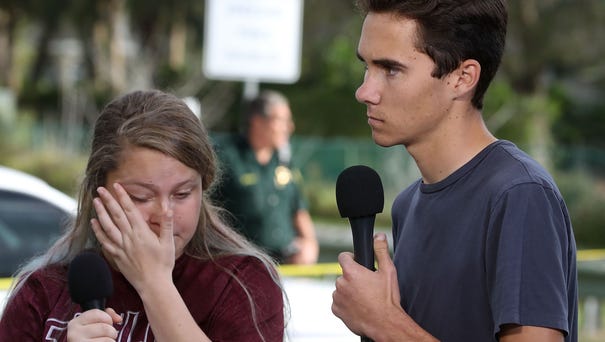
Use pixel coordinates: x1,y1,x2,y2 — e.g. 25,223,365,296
0,254,284,341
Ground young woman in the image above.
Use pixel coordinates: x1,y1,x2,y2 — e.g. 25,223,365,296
0,90,285,341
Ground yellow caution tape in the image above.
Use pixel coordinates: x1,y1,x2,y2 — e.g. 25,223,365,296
577,249,605,261
279,263,342,277
0,278,14,291
1,249,603,289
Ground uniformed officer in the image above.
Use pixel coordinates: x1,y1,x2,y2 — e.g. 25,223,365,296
213,90,319,264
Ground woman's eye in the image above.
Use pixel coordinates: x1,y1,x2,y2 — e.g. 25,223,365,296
173,192,191,200
129,195,150,203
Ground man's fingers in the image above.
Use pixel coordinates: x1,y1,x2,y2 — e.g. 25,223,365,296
373,233,393,269
337,251,355,270
338,251,372,281
373,233,401,304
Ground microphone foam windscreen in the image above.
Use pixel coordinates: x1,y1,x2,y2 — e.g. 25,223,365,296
68,251,113,306
336,165,384,218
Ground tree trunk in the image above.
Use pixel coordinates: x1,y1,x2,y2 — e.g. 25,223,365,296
169,15,187,70
0,9,12,88
108,0,128,94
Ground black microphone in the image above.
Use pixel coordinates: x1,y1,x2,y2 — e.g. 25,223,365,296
68,251,113,311
336,165,384,342
336,165,384,270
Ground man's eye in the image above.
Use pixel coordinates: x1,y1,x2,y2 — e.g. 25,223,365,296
386,67,399,76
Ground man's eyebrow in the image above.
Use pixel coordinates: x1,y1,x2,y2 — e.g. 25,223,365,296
356,51,406,70
374,58,406,70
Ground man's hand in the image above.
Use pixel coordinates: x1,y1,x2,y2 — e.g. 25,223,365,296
332,233,438,341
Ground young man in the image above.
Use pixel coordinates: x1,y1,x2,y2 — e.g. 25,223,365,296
213,90,319,265
331,1,577,341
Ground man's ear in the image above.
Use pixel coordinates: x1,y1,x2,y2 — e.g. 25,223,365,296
450,59,480,99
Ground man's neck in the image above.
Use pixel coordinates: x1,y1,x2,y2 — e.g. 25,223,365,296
247,128,275,165
254,147,274,165
407,110,496,184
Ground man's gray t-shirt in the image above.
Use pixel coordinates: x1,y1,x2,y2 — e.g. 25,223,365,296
392,140,577,341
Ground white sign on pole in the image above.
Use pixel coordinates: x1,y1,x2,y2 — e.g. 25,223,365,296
203,0,303,84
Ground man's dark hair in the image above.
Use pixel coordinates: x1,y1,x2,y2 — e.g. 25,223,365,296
240,90,289,134
356,0,507,109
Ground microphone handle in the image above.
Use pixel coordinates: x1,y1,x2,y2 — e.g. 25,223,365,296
349,216,376,342
349,216,376,271
81,298,106,311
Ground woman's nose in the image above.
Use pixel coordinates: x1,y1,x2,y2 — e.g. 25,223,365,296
149,197,172,224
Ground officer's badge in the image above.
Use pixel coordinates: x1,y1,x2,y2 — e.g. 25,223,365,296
239,172,258,186
274,165,292,188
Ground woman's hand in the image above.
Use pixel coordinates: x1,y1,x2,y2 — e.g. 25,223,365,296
67,308,122,341
91,183,175,292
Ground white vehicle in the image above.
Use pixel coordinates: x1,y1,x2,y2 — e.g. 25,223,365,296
0,166,77,311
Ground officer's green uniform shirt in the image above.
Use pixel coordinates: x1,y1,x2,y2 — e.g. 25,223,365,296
213,134,307,257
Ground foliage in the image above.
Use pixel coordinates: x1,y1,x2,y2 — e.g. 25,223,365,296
3,148,86,197
555,170,605,248
0,0,603,245
0,113,86,196
552,83,605,150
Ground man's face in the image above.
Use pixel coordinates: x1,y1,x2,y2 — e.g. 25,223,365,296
355,13,455,149
263,102,294,149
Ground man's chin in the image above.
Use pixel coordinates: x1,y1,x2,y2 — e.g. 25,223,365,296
371,133,396,148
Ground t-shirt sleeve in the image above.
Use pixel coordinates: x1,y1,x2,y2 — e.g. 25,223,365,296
206,257,284,342
486,182,574,337
0,276,49,340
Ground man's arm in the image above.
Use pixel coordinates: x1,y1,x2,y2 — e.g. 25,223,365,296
288,209,319,264
499,324,565,342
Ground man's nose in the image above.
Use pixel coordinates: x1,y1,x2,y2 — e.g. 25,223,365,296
355,74,380,105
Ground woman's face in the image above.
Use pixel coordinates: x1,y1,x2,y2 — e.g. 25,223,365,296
104,146,203,258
